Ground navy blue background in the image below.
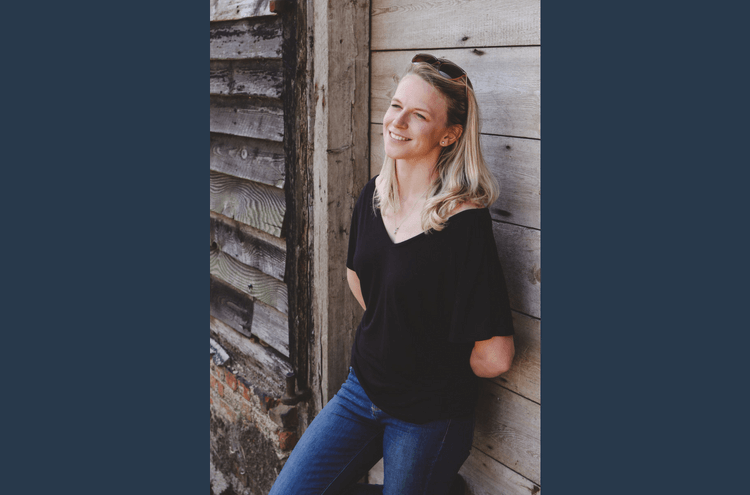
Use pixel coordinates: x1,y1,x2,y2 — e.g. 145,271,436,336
4,1,748,494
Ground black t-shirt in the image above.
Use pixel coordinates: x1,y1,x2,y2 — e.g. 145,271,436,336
346,176,514,424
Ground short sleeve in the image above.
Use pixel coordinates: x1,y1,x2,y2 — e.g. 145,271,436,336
347,178,372,270
448,211,514,343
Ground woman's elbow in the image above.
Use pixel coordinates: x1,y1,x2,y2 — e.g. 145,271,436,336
470,338,515,378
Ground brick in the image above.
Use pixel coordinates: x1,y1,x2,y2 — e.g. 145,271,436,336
210,375,217,390
242,384,252,401
217,382,224,397
269,405,298,429
225,372,238,391
217,368,225,382
278,430,298,451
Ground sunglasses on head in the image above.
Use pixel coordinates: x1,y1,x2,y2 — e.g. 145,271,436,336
411,53,473,90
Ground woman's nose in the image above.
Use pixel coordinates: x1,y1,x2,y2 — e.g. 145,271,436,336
393,111,407,128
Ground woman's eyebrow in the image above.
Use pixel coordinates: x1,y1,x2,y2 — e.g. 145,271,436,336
391,98,431,115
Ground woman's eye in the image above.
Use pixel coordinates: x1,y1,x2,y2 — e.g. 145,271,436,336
390,104,400,108
416,113,426,120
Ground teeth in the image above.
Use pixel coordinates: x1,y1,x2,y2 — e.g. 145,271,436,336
389,131,411,142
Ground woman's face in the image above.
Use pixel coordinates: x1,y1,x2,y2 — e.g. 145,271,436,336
383,75,452,163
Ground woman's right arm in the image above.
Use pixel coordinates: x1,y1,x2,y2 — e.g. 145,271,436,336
347,268,366,310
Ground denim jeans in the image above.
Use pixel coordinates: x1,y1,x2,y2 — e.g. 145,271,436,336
268,367,475,495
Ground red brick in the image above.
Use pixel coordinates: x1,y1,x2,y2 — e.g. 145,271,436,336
242,384,252,401
278,430,298,451
210,375,217,390
217,382,224,397
225,372,238,391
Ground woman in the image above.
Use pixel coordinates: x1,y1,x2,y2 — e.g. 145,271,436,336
268,54,515,495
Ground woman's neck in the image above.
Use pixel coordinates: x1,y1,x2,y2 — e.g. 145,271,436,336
394,158,438,200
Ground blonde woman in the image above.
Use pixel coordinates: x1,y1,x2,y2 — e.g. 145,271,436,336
269,54,515,495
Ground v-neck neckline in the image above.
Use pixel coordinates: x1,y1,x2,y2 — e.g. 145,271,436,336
376,202,484,247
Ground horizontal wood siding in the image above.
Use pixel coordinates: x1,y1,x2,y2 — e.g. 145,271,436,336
210,316,291,396
210,275,289,357
210,10,290,384
492,221,540,319
210,133,286,189
371,0,540,50
210,170,286,238
210,16,282,59
210,59,283,98
210,0,274,22
210,246,288,313
459,447,540,495
210,211,286,281
210,96,284,142
371,47,540,139
473,381,540,484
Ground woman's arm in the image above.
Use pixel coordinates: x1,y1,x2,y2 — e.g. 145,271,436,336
470,335,515,378
346,268,366,311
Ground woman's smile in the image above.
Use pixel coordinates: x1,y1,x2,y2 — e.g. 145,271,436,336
388,130,412,142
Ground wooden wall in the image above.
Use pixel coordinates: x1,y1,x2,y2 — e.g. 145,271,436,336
368,1,541,493
209,1,291,394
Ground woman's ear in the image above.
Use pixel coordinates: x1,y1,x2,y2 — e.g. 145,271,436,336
442,124,463,146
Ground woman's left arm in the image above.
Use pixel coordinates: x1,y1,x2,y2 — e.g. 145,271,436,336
470,335,515,378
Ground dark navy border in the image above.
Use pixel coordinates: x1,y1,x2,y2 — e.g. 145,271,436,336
6,2,205,493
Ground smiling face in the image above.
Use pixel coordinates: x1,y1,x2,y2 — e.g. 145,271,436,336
383,75,458,163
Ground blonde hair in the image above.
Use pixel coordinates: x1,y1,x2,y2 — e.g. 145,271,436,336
373,60,499,232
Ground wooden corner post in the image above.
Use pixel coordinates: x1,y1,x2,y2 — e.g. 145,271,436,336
308,0,370,411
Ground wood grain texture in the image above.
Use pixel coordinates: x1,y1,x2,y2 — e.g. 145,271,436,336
493,221,540,319
210,95,284,142
459,447,540,495
210,133,286,189
210,16,282,60
210,275,289,357
371,0,540,50
370,125,540,229
210,315,291,396
210,246,288,314
210,59,283,98
371,47,540,139
491,311,540,404
210,171,286,238
473,380,540,484
210,0,274,21
210,211,286,281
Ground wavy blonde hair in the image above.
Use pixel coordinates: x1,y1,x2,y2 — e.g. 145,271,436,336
373,59,499,232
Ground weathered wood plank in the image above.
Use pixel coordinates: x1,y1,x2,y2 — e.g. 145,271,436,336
210,59,283,98
210,170,286,238
210,0,274,22
459,447,540,495
210,275,289,357
371,48,540,139
370,125,540,229
473,380,540,484
210,95,284,142
210,245,288,314
492,222,540,319
210,16,282,60
491,311,540,404
372,0,540,50
210,133,286,189
210,211,286,281
210,315,291,397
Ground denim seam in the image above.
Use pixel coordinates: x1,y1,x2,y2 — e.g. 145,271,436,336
418,419,453,495
320,431,383,495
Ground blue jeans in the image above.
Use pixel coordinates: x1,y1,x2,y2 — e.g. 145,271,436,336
268,367,475,495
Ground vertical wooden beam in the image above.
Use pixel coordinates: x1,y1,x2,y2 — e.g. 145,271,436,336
284,0,314,431
310,0,370,409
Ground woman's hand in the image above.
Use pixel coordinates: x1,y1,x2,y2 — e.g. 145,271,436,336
346,268,366,310
470,335,515,378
